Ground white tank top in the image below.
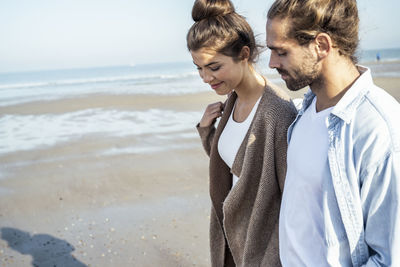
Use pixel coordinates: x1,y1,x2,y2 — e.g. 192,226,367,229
218,96,261,188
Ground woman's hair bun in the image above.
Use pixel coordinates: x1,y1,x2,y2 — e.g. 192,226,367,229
192,0,235,22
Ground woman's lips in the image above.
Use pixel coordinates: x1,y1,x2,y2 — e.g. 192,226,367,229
211,82,223,89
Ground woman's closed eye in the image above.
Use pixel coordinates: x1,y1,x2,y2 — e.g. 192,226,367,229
210,65,221,71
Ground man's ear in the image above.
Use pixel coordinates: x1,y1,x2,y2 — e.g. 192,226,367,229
239,46,250,61
314,33,332,60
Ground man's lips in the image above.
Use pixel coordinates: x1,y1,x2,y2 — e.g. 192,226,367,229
277,69,289,79
211,82,223,89
280,73,288,80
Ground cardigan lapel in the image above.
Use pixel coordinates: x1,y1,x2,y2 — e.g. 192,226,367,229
231,87,267,180
209,92,238,226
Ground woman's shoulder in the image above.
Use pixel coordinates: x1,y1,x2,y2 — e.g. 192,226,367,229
264,82,291,102
260,82,297,116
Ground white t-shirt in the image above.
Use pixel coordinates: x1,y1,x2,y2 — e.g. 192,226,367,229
280,97,335,266
218,96,261,188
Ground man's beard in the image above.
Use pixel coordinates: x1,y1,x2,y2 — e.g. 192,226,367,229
279,55,320,91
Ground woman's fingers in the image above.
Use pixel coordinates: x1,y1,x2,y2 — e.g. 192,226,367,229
199,102,224,127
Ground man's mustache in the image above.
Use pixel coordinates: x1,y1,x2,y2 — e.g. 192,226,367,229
277,68,289,76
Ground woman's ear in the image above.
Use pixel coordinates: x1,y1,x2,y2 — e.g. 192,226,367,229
239,46,250,61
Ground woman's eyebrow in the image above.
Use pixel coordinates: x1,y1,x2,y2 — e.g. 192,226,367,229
193,61,219,68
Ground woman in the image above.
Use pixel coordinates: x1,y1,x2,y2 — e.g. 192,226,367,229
187,0,297,266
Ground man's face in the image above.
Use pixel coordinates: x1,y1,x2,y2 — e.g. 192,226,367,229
266,17,320,91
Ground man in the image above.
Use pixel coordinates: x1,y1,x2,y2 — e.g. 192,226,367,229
266,0,400,266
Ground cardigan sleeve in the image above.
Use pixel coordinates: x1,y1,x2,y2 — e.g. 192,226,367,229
196,123,216,157
274,103,297,192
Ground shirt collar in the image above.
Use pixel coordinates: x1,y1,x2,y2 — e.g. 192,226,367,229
299,65,373,124
331,65,373,123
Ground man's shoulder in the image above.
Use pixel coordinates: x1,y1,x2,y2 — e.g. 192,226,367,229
361,84,399,128
351,84,400,152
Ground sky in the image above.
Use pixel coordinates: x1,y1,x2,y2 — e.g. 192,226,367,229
0,0,399,73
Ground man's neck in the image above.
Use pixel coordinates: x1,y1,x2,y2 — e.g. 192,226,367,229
310,59,360,112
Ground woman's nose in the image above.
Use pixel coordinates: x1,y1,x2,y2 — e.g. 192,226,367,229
201,70,213,83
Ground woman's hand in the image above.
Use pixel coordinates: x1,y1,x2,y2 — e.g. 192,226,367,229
199,101,224,127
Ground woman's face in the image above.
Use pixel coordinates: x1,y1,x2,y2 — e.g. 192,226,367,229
191,48,246,95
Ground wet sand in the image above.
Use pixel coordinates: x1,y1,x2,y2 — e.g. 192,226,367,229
0,90,228,266
0,73,399,266
1,145,212,266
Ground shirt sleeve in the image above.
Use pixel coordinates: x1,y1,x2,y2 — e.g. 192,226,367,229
361,151,400,266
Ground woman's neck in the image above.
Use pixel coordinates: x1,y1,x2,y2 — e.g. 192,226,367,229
235,65,266,102
232,65,266,122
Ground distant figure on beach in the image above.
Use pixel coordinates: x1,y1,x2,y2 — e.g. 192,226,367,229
376,51,381,62
187,0,297,266
266,0,400,266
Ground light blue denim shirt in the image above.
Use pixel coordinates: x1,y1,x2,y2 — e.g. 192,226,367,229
287,66,400,266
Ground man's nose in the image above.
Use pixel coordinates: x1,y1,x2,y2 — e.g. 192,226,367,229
269,52,280,69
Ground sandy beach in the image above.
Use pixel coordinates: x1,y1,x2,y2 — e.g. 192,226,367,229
0,89,226,266
0,69,399,266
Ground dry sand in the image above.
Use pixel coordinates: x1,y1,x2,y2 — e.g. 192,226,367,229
0,74,398,266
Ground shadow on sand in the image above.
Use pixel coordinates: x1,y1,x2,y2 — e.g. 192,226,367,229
1,227,87,267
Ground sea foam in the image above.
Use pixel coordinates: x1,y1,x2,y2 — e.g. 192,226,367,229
0,108,202,155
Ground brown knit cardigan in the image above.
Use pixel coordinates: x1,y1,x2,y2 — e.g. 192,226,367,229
197,84,297,267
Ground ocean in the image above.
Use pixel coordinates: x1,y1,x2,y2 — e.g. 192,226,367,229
0,62,206,107
0,62,209,156
1,48,400,156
